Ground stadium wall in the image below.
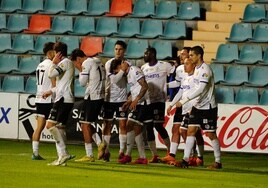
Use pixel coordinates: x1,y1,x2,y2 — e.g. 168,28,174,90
0,93,267,154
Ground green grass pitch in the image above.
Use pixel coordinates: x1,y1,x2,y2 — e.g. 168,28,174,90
0,140,267,188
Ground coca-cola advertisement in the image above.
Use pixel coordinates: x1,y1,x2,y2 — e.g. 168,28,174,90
155,103,268,154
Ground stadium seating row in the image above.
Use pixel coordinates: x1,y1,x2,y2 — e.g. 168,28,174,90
240,3,268,23
215,86,268,105
226,22,268,43
0,0,201,20
210,64,268,87
212,43,268,65
0,34,174,60
0,14,189,40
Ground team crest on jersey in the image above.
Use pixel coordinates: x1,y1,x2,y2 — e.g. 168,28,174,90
120,112,125,117
202,73,208,78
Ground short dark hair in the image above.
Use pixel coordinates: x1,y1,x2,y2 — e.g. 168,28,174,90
115,40,127,49
54,42,68,57
43,42,54,54
147,47,157,57
70,48,86,61
191,46,204,60
182,47,191,53
110,58,122,74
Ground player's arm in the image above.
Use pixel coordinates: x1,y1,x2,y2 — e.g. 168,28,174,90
42,78,56,99
168,79,181,88
108,60,128,84
167,89,182,115
48,53,65,78
129,77,148,111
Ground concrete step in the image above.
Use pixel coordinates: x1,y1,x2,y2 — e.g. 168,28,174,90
193,31,229,42
204,52,216,64
206,11,242,22
210,1,249,13
197,21,233,32
183,40,222,53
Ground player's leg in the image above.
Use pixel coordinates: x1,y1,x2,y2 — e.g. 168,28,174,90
32,115,46,160
195,128,204,166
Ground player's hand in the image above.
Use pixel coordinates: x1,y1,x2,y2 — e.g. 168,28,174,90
52,52,62,65
42,90,52,99
129,99,138,111
122,100,131,112
120,61,128,72
167,106,172,116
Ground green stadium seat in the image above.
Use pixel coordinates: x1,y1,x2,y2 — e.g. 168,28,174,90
244,66,268,87
84,0,109,16
25,76,37,94
226,23,252,42
0,0,22,13
91,17,117,36
136,20,163,39
14,56,40,75
9,34,34,54
159,20,186,40
2,75,25,93
0,13,6,30
235,87,259,105
259,89,268,105
129,0,155,18
58,36,79,55
0,54,19,73
46,16,73,34
210,63,225,84
125,39,148,59
18,0,43,14
105,0,132,17
39,0,65,14
215,87,235,104
24,14,51,34
175,2,200,20
258,47,268,66
249,24,268,43
0,33,12,52
240,4,265,23
221,65,248,86
113,18,140,38
235,44,263,65
211,44,239,64
63,0,87,15
68,17,95,35
2,14,28,33
151,40,172,60
151,1,177,19
31,35,56,55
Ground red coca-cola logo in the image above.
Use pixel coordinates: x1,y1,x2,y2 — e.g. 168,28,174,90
218,107,268,151
160,106,268,152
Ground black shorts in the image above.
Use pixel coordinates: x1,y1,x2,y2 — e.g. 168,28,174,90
47,97,73,125
36,103,53,119
102,102,127,120
173,107,183,124
188,106,218,132
143,102,165,123
79,99,104,124
128,105,151,125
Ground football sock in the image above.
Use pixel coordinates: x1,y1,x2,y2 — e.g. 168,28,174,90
85,142,93,157
103,135,111,152
126,130,135,156
211,138,221,163
32,141,39,156
183,136,195,162
92,132,101,146
135,133,146,158
48,126,67,156
170,142,178,156
119,134,127,153
197,144,204,158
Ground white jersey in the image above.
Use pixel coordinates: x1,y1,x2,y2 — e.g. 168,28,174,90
79,57,106,100
35,58,54,104
180,73,197,114
127,66,145,104
168,64,185,88
48,57,74,103
105,58,130,103
191,62,217,109
141,61,174,104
